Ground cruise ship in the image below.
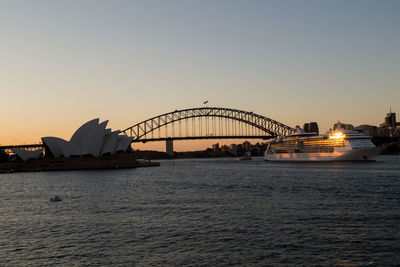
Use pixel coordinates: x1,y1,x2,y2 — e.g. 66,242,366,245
264,127,382,161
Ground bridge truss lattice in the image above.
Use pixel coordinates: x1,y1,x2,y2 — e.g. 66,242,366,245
122,107,295,142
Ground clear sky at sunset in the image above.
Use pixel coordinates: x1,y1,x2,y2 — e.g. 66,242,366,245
1,0,399,151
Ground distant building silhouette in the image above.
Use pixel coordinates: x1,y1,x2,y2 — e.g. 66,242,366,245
229,144,238,156
354,125,378,136
385,110,397,128
242,141,251,152
212,143,220,151
333,121,354,131
166,139,174,156
303,122,319,134
354,110,400,137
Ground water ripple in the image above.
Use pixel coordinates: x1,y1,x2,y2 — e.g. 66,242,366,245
0,156,400,266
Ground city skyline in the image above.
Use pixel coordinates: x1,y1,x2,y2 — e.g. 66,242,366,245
1,0,399,151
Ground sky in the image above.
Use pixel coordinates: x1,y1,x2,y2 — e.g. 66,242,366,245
1,0,399,151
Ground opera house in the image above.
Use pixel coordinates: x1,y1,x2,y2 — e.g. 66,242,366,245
12,118,133,161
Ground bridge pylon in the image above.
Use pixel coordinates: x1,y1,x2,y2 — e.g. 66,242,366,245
166,138,174,156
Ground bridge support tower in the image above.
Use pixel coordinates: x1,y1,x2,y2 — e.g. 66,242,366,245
166,138,174,156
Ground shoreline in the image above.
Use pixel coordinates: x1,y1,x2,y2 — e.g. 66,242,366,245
0,153,159,173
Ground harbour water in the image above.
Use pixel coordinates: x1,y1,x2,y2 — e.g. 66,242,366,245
1,156,399,266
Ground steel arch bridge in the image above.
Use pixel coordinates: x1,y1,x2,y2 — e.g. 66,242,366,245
122,107,295,143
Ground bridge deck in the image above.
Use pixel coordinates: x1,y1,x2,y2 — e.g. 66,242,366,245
0,144,44,150
1,135,273,149
133,135,274,143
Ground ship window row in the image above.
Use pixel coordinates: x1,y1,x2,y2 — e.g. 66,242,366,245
270,147,335,154
270,143,344,150
273,141,345,147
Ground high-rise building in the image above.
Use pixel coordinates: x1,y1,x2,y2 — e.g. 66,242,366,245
385,111,396,128
212,143,220,151
243,141,251,151
309,122,319,134
303,122,319,134
381,109,398,136
303,123,309,132
166,139,174,156
229,144,238,156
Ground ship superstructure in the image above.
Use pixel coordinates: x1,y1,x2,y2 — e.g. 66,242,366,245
264,127,381,161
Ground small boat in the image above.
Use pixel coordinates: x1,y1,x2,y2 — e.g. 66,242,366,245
50,195,62,202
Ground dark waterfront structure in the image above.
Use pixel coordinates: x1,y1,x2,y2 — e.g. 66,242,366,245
0,152,159,173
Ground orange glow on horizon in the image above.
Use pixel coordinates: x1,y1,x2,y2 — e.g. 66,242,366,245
132,138,266,152
0,128,265,152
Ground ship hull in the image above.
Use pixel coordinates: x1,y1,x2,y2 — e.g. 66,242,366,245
264,147,382,162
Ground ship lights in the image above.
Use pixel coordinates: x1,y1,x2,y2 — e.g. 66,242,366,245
329,132,345,140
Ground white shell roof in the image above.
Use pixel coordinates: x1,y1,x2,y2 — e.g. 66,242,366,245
41,118,131,158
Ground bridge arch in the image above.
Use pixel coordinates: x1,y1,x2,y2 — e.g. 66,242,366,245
122,107,295,142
